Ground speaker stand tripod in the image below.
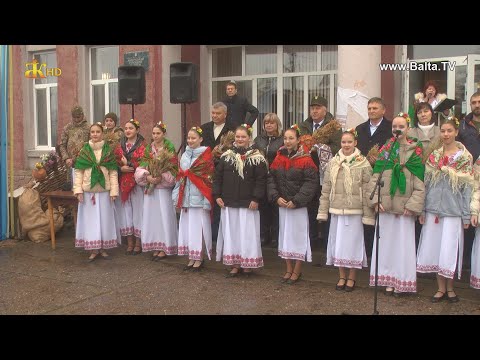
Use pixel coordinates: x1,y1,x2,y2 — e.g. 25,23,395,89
177,103,187,156
131,104,135,120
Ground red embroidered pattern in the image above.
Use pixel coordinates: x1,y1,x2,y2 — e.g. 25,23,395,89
120,226,134,236
75,239,118,250
417,264,455,279
142,242,178,255
178,246,213,260
221,254,264,268
278,250,307,261
369,274,417,292
470,274,480,289
328,257,365,269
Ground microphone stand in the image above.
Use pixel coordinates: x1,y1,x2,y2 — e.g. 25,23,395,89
369,133,399,315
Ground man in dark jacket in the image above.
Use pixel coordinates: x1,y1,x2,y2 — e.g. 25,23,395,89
200,102,236,244
457,91,480,269
200,102,236,151
458,92,480,161
355,97,391,259
298,96,341,251
223,80,259,128
355,97,391,159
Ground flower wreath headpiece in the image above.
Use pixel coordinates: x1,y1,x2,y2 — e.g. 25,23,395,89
290,123,301,136
447,116,460,127
240,123,253,135
345,128,358,138
190,126,203,136
397,112,411,124
156,121,167,131
129,119,140,128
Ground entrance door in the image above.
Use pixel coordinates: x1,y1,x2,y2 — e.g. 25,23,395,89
406,56,467,119
466,54,480,109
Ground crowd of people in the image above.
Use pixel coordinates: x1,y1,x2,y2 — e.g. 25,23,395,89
59,81,480,304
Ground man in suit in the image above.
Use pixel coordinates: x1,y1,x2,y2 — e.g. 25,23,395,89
355,97,391,160
200,102,235,150
223,80,259,128
200,102,235,243
355,97,391,259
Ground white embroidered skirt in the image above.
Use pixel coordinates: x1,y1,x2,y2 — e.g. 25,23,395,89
216,207,263,268
471,227,480,289
177,207,212,260
417,212,463,279
75,191,117,250
369,213,417,293
121,185,144,238
326,214,367,269
141,188,178,254
277,207,311,262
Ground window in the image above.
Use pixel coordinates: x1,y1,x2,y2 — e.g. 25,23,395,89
90,46,119,124
33,52,58,149
210,45,338,134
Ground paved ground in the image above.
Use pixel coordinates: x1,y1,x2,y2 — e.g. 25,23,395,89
1,222,480,315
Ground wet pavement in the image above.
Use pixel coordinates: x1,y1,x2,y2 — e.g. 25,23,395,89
1,222,479,315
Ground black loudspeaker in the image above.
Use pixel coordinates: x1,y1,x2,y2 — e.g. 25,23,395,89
170,62,198,103
118,66,146,104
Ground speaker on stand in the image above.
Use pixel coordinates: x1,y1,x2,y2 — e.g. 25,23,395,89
170,62,198,154
118,65,146,120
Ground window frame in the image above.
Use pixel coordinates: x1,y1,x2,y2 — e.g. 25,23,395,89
88,46,119,125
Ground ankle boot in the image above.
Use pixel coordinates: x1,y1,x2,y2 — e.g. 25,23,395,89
125,236,134,255
133,238,142,255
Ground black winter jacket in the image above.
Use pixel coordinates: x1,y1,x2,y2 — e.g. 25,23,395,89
457,113,480,161
267,146,319,208
253,134,284,165
213,147,268,208
355,117,391,157
223,94,259,128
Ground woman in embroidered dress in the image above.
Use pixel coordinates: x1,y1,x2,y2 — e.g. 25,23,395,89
417,118,474,303
115,119,146,255
471,157,480,291
74,123,118,261
214,124,268,277
317,129,374,291
173,127,215,271
267,124,319,284
369,113,425,296
135,122,178,261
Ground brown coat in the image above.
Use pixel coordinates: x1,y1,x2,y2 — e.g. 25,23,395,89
59,119,90,164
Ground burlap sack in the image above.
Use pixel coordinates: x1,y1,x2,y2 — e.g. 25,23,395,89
27,208,64,243
18,188,49,232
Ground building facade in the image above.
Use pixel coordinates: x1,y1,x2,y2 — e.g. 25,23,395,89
10,45,480,189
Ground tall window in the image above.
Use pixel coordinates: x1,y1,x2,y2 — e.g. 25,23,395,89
90,46,119,124
210,45,338,134
33,52,58,149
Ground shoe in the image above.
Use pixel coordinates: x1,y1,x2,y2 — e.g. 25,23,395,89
384,287,394,296
99,251,112,260
243,269,253,278
183,262,195,271
431,290,446,303
393,291,407,298
154,252,167,261
151,252,159,261
335,278,347,291
286,272,302,285
280,272,292,283
225,268,240,278
447,290,459,303
345,279,356,292
191,261,204,272
87,251,99,263
133,247,142,255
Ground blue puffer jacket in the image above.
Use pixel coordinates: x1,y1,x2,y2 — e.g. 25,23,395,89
172,146,211,210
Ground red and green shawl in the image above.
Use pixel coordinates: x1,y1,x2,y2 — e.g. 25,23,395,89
176,147,214,209
75,142,118,189
115,144,146,203
373,137,425,197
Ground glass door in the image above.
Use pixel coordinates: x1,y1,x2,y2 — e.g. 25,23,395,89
467,54,480,106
